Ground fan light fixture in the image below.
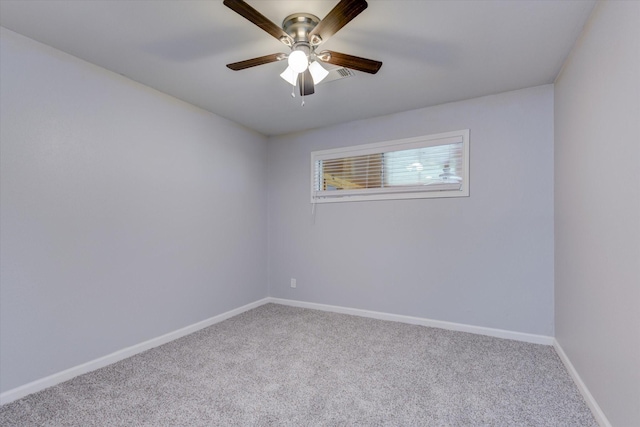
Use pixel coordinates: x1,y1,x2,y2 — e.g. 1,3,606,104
279,66,297,86
309,61,329,83
280,60,329,86
288,50,308,73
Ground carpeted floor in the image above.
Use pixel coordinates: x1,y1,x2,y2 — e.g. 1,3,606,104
0,303,596,426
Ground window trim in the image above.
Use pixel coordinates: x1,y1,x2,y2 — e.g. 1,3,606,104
310,129,469,203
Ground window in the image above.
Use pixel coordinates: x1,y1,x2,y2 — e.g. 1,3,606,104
311,129,469,203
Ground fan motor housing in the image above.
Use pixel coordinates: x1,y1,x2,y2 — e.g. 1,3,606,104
282,13,320,43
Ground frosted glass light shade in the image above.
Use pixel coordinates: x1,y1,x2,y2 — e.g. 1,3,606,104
288,50,308,73
309,61,329,84
279,66,297,86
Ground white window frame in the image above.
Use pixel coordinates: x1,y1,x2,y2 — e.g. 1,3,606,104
311,129,469,203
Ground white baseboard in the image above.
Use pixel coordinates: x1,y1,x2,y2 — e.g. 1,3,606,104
553,340,612,427
267,297,554,345
0,298,271,405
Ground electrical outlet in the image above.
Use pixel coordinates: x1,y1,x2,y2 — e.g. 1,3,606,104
290,278,297,288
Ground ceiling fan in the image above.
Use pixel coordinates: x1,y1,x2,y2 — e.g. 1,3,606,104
223,0,382,97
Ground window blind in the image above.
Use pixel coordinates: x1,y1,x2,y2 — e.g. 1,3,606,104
311,130,468,202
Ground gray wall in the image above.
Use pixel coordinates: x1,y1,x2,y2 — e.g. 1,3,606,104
0,28,268,393
554,1,640,426
268,85,555,336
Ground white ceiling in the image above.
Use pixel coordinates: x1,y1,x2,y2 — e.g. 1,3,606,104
0,0,596,136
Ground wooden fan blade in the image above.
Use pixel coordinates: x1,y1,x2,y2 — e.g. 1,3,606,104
309,0,368,43
223,0,293,45
318,50,382,74
226,53,285,71
298,70,315,96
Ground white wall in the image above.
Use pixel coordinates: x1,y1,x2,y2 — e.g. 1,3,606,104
268,85,555,336
554,1,640,425
0,28,268,393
